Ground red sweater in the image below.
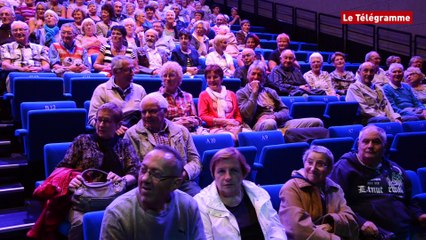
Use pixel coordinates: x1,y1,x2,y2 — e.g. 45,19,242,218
198,90,243,127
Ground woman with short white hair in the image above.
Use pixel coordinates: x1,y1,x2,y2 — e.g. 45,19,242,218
205,34,235,77
76,18,106,56
122,17,141,49
31,9,60,46
190,20,209,57
303,52,337,96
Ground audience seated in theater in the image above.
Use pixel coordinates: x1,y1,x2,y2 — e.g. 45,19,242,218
228,7,241,26
171,3,189,25
157,61,202,132
237,61,323,131
235,19,251,49
383,63,426,120
329,51,355,95
1,21,50,92
143,5,156,29
234,48,256,87
122,18,141,49
30,10,60,47
70,7,85,35
94,25,137,76
28,2,47,35
194,147,286,239
357,51,388,86
303,52,337,96
198,0,211,19
47,0,65,18
409,56,424,70
187,9,204,31
100,145,205,239
112,1,126,22
206,34,235,77
215,25,239,58
66,0,86,19
211,13,227,34
124,2,136,19
190,20,210,57
0,6,16,45
209,4,221,25
96,4,118,38
237,34,265,67
15,0,36,23
48,23,91,77
89,56,146,135
152,20,175,56
269,33,291,70
59,102,140,240
267,50,323,96
134,10,146,35
330,125,426,239
346,62,402,124
385,55,401,69
86,2,100,22
124,92,202,196
280,145,359,240
163,10,185,42
405,67,426,105
135,29,168,75
198,65,246,140
180,0,194,20
76,18,106,57
171,29,201,76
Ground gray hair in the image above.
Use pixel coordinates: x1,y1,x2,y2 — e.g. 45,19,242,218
145,28,158,39
141,92,169,109
359,125,387,147
61,23,78,36
34,2,47,18
303,145,334,168
357,61,375,73
0,6,15,18
11,20,29,31
213,34,227,49
165,9,175,18
365,51,379,62
97,102,123,123
404,66,423,79
194,20,207,33
388,63,404,73
122,17,136,27
309,52,323,63
111,55,134,72
247,60,267,77
280,49,295,59
160,61,183,82
409,56,423,67
81,18,96,35
44,9,59,22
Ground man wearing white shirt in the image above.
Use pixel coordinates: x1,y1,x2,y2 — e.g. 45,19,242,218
135,29,168,75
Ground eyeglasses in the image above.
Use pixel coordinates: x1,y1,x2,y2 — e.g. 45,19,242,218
95,117,114,124
140,166,179,181
141,108,165,115
305,160,328,170
12,28,28,32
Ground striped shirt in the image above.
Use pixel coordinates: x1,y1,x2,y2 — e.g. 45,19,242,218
100,44,136,65
15,5,36,23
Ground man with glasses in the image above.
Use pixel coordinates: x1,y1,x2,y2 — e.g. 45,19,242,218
234,48,256,87
1,20,50,92
88,55,146,135
48,23,91,77
100,145,205,239
124,92,202,196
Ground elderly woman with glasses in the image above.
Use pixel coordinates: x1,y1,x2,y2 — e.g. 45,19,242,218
405,67,426,104
303,52,338,96
76,18,106,56
194,147,287,239
56,102,140,240
279,145,359,240
190,20,210,57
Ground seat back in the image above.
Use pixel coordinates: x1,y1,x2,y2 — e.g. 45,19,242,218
256,142,309,185
311,137,355,161
8,73,56,92
307,95,339,102
133,77,162,94
44,142,72,178
70,77,109,107
83,211,105,240
20,101,77,129
180,78,203,98
222,78,241,93
27,109,86,181
389,132,426,170
370,122,404,136
323,102,359,127
290,102,326,119
63,73,106,93
417,168,426,193
238,131,285,162
402,120,426,132
198,146,257,188
328,124,363,139
280,96,307,109
192,134,234,158
11,78,66,122
261,184,283,211
406,170,422,197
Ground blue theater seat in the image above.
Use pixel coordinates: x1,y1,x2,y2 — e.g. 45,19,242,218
192,134,234,159
261,184,283,211
311,137,355,161
402,120,426,132
389,132,426,170
83,211,105,240
289,102,326,119
323,102,359,127
70,77,109,107
238,130,284,164
328,124,363,139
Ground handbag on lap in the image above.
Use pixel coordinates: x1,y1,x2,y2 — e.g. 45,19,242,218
71,168,126,212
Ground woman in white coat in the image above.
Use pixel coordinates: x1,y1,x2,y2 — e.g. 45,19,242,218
194,147,287,240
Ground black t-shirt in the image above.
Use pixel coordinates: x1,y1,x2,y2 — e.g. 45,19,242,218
225,190,264,240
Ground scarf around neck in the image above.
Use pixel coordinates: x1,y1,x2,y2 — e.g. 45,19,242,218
44,24,59,45
206,86,228,118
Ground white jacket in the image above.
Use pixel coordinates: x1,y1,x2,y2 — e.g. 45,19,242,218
194,180,287,240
